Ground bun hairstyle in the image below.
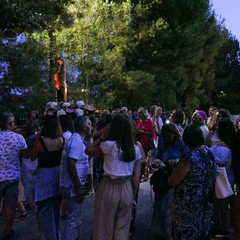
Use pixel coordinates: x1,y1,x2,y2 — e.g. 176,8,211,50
182,124,205,148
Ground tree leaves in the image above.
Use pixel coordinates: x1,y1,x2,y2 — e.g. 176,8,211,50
0,0,239,115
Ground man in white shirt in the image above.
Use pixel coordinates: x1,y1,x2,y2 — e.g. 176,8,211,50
60,116,92,240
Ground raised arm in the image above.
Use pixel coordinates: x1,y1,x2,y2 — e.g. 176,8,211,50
85,138,104,157
85,124,110,157
30,137,41,161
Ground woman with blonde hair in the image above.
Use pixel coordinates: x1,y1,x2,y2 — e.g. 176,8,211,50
136,107,156,181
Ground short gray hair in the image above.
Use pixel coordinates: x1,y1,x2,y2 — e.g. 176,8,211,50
0,112,14,129
74,116,89,132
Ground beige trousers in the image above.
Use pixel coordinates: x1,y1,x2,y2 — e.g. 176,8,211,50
92,176,133,240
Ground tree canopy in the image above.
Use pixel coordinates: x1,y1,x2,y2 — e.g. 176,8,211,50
0,0,239,116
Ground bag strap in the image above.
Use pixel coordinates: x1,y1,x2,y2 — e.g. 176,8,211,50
39,137,48,152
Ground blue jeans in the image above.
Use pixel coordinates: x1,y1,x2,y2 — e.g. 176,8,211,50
36,195,61,240
60,186,83,240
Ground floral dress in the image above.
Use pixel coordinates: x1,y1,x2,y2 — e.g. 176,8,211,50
173,146,217,239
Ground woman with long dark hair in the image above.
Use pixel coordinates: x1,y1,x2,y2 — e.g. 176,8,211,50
209,118,236,238
30,115,64,240
213,118,240,239
151,123,188,240
85,114,142,240
231,138,240,239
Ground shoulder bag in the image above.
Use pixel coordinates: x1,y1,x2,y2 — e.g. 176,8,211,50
215,166,234,199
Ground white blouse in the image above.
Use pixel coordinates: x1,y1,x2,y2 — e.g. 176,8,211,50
210,144,235,185
100,141,142,177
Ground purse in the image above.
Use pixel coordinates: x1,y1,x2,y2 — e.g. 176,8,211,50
150,166,171,193
215,167,234,199
148,137,157,150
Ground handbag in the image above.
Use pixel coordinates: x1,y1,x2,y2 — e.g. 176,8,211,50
215,167,234,199
148,137,157,150
150,166,171,193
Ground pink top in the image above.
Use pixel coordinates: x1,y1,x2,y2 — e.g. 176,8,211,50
136,118,156,150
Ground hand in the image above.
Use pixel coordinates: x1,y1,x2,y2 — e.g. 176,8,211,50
208,130,213,137
75,186,85,203
206,132,212,147
168,159,179,166
101,124,111,140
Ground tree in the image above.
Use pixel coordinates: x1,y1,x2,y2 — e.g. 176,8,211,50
56,0,156,109
0,0,73,36
126,0,227,115
0,0,74,109
212,35,240,113
0,0,238,115
0,36,50,113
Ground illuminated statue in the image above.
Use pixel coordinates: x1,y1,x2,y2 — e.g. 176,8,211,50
54,58,67,102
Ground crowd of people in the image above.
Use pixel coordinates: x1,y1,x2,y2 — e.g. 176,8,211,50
0,102,240,240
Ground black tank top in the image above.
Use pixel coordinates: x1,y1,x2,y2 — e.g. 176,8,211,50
38,137,64,168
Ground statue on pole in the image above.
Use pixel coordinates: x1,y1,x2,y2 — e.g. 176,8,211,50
54,58,67,102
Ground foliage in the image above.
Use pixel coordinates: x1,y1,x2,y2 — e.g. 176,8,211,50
212,35,240,113
0,37,50,113
0,0,239,116
0,0,73,36
126,0,228,115
56,0,156,109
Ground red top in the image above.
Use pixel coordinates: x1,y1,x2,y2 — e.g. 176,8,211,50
136,118,156,150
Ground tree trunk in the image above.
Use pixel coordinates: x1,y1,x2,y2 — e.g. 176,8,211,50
49,29,57,101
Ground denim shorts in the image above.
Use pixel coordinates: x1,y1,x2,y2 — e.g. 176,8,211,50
0,180,19,209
